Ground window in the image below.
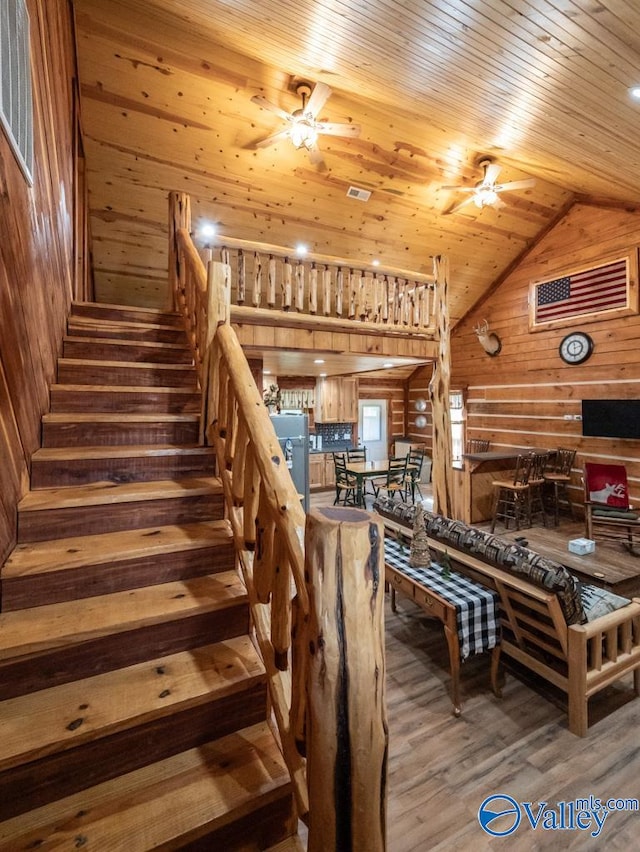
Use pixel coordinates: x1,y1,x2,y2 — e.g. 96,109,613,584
361,404,382,442
0,0,33,184
450,390,465,465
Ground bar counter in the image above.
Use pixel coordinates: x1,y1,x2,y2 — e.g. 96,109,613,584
452,450,532,524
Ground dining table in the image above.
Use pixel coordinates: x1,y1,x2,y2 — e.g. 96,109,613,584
345,458,417,507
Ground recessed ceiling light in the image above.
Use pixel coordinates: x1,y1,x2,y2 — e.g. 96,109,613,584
198,222,217,241
383,362,394,368
319,372,327,377
372,259,380,267
264,370,271,375
314,358,325,364
295,243,308,256
629,86,640,100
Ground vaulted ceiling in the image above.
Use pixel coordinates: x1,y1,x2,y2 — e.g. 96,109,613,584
73,0,640,330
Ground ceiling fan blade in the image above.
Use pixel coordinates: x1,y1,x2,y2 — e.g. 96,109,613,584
315,121,361,138
250,95,293,123
305,82,332,117
483,162,502,184
306,141,326,169
445,195,477,214
252,129,292,149
495,178,536,192
441,185,476,192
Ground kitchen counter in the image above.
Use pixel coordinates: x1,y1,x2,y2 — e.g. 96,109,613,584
310,443,354,455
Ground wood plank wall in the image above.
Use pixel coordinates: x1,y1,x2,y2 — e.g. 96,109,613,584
403,365,434,455
442,203,640,512
0,0,79,562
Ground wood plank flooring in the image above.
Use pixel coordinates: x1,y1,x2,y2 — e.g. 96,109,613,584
311,490,640,850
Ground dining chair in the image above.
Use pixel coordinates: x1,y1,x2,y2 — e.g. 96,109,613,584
583,462,640,554
403,448,425,503
376,456,408,501
543,448,576,525
333,452,359,506
346,447,367,463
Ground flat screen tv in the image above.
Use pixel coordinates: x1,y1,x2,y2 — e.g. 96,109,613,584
581,399,640,439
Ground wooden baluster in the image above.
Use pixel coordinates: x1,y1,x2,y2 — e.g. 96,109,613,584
415,283,423,327
423,283,433,328
348,270,357,319
373,274,381,323
282,257,292,310
359,272,367,320
243,442,261,549
322,266,331,316
224,386,236,471
392,277,400,325
382,275,390,323
232,417,248,506
221,246,230,267
252,251,262,307
218,360,229,438
254,484,276,603
295,260,305,311
237,249,246,305
272,534,292,671
309,263,318,314
304,508,387,852
267,254,277,307
336,267,344,316
290,590,309,755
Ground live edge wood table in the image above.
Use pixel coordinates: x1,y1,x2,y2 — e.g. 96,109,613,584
384,537,501,717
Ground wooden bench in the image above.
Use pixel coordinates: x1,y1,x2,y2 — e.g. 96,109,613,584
380,513,640,736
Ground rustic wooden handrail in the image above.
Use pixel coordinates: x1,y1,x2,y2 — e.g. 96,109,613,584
168,191,391,847
196,234,436,335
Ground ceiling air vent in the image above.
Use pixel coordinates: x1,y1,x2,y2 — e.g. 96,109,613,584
346,186,371,202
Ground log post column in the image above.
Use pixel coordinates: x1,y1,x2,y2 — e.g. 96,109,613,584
304,507,388,852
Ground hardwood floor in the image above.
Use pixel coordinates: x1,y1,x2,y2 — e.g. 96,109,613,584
310,489,640,849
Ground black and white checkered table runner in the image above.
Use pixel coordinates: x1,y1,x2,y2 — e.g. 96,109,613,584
384,537,500,661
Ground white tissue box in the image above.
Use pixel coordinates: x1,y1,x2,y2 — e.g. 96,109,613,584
568,538,595,555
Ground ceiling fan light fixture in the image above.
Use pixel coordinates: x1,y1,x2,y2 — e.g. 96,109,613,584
473,187,498,208
289,118,318,150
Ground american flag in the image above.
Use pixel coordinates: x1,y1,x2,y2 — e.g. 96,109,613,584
534,258,628,323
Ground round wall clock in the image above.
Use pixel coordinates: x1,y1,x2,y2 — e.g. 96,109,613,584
559,331,594,365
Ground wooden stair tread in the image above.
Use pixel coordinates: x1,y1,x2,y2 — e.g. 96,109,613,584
0,570,245,662
0,635,263,772
42,412,200,424
4,520,232,579
50,382,198,394
18,476,220,512
32,444,214,462
64,334,190,352
266,837,306,851
57,357,196,373
71,301,184,325
0,721,290,849
68,317,185,333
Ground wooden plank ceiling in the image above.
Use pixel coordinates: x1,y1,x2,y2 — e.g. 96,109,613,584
73,0,640,331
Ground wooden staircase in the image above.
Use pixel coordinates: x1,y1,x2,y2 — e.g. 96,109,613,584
0,302,300,850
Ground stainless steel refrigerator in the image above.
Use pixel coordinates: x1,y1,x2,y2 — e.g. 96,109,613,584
270,413,310,511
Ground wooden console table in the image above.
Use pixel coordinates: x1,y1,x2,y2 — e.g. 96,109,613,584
384,538,501,717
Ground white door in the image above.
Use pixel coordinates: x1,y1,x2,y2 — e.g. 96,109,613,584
359,399,387,461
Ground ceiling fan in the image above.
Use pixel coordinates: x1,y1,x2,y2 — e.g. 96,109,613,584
250,81,361,168
442,158,535,214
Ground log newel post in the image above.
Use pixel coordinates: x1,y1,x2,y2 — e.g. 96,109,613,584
429,254,454,518
168,191,191,310
303,507,388,852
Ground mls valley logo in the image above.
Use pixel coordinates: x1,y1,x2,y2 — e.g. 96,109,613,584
478,793,639,839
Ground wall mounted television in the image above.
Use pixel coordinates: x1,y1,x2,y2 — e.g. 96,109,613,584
581,399,640,439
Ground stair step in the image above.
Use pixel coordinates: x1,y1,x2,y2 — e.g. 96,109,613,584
63,335,194,364
0,633,262,771
17,477,224,542
71,301,185,328
266,837,307,851
50,384,200,413
30,444,215,488
0,721,294,848
57,358,198,388
67,316,187,344
0,570,248,700
2,519,234,610
41,412,201,447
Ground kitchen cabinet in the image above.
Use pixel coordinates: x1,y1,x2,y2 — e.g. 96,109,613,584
315,377,359,422
309,455,325,488
324,455,336,488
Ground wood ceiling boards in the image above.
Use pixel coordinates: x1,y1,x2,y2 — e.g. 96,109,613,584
73,0,640,331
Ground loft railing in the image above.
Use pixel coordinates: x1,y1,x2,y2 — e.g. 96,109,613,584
195,237,436,338
169,192,388,851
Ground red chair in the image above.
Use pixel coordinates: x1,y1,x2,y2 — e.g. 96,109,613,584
584,462,640,555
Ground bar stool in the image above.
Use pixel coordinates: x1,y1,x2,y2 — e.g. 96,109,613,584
491,453,547,531
543,448,577,526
